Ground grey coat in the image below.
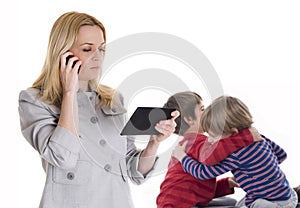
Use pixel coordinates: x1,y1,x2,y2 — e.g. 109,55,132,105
18,88,156,208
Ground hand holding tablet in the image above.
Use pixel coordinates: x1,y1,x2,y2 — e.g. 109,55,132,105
120,107,176,135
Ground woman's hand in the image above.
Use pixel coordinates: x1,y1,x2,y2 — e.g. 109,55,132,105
172,140,188,162
60,52,82,94
150,110,180,143
138,110,179,174
58,53,82,136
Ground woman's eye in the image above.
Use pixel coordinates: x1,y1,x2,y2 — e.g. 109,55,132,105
98,48,105,53
83,48,92,52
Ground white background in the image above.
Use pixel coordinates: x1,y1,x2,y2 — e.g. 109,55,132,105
3,0,300,207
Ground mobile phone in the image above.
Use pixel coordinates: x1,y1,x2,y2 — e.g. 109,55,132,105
66,55,81,74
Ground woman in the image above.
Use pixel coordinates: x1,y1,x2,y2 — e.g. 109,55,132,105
18,11,178,208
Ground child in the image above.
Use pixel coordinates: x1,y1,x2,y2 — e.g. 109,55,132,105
173,95,298,208
156,92,261,208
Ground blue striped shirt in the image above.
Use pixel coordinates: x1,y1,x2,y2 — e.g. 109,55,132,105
181,136,292,207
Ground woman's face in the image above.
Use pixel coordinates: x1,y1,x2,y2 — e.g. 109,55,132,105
70,25,105,81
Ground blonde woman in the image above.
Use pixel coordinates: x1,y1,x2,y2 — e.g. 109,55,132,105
18,11,178,208
173,96,298,208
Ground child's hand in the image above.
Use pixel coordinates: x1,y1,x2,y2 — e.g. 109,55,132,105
228,177,240,189
249,126,264,142
172,141,188,162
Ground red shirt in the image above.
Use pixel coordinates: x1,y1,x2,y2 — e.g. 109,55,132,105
156,128,254,208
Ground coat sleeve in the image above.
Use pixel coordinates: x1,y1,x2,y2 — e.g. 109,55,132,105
18,89,81,169
125,138,158,185
113,91,158,185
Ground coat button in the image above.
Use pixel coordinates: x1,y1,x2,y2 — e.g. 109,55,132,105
104,164,111,172
67,172,75,180
112,108,117,113
90,116,98,124
99,139,106,146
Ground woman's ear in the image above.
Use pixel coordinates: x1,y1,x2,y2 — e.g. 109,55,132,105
230,127,239,135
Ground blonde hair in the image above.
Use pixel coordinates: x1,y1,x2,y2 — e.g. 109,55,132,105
164,91,202,135
201,96,253,136
32,11,115,108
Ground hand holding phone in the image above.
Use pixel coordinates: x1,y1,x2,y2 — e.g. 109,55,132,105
66,55,81,74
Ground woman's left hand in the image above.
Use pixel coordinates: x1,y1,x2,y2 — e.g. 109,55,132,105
151,110,180,143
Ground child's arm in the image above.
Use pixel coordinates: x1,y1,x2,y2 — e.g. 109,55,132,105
200,127,261,165
263,136,287,164
214,177,236,198
181,154,238,180
172,142,239,180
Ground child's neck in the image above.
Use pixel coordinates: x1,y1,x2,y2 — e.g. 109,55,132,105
184,128,204,135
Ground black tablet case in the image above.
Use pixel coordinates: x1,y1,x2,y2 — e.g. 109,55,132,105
120,107,175,135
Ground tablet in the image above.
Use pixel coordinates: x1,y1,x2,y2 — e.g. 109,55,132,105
120,107,176,135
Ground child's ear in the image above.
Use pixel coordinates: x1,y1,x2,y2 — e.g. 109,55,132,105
230,127,239,135
183,116,194,126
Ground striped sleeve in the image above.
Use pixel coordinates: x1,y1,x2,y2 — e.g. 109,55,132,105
263,136,287,164
181,154,239,180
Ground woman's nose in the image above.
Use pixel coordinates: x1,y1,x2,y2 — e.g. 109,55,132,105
92,49,104,61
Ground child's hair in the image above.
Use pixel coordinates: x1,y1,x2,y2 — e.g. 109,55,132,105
164,91,202,136
200,96,253,136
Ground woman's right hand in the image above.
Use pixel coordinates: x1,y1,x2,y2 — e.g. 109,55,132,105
60,52,82,94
